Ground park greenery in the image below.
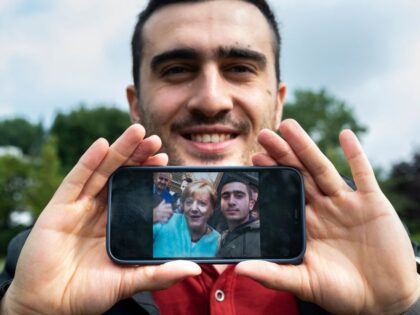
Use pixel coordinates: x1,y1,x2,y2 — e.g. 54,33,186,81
0,89,419,258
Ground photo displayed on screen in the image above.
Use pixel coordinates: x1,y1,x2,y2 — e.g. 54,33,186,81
152,171,261,259
108,167,304,262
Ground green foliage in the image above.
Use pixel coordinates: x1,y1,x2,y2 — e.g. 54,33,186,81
50,105,130,171
283,88,368,176
0,155,32,230
0,118,44,155
384,153,420,236
26,136,64,216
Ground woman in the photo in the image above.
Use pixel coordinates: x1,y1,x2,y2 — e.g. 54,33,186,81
153,179,220,257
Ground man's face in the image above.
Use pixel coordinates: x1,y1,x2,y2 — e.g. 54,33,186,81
220,182,251,227
183,192,213,232
180,180,189,192
128,1,286,166
154,173,171,191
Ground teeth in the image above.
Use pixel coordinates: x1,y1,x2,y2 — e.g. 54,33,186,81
191,133,232,143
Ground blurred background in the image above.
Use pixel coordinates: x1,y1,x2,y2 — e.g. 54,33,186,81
0,0,419,265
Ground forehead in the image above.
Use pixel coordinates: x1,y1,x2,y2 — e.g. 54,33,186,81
186,191,210,200
142,1,275,63
221,181,248,193
155,173,171,179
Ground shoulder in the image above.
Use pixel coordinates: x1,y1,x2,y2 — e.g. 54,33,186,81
0,228,32,283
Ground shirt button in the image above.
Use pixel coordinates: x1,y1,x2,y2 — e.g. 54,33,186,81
215,289,225,302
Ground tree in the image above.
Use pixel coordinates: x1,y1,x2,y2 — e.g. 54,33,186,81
0,118,44,155
283,88,367,176
0,155,32,256
50,105,131,171
384,152,420,240
26,136,64,217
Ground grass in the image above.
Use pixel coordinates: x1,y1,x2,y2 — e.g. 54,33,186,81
0,257,4,271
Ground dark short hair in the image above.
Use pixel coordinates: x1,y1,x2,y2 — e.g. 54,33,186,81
219,175,254,199
131,0,281,91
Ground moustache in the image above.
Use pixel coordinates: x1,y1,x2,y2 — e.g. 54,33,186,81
170,111,251,134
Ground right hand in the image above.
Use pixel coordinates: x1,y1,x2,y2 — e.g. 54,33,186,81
153,200,174,223
1,124,201,315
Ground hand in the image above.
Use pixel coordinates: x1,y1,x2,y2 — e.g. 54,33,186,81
1,124,201,315
153,200,174,223
237,119,420,315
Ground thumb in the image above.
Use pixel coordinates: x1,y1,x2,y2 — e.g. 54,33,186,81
123,260,202,294
235,260,308,299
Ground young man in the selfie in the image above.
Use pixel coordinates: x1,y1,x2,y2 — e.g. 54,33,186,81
1,0,419,314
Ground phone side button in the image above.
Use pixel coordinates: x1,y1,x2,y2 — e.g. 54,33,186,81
215,290,225,302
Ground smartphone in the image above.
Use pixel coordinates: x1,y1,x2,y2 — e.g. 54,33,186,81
107,166,306,264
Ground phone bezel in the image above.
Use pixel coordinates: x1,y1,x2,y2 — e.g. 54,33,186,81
107,165,306,265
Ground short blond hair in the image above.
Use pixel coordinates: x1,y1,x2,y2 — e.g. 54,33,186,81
181,179,217,209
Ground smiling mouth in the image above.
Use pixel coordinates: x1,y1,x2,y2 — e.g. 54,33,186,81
183,133,238,143
189,215,203,220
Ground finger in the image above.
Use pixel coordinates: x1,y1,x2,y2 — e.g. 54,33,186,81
126,135,162,165
256,129,320,201
280,119,349,196
252,152,277,166
140,153,169,166
81,124,146,198
142,153,169,166
339,129,380,194
235,260,308,300
52,138,109,204
124,260,201,293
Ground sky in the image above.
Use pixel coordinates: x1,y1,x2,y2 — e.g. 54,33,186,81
0,0,419,171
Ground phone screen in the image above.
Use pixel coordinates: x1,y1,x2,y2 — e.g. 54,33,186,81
107,166,305,264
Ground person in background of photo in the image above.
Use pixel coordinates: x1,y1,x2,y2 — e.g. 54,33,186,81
153,179,220,257
173,176,193,213
153,172,174,223
217,177,260,258
249,183,259,220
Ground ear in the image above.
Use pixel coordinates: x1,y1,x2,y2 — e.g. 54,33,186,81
274,82,287,130
126,85,141,123
249,199,256,211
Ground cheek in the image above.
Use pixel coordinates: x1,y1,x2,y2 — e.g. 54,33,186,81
233,85,277,128
143,85,190,124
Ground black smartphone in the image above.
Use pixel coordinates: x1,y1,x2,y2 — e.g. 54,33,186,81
107,166,306,264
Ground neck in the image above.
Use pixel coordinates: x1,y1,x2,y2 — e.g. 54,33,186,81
190,226,208,242
227,216,249,231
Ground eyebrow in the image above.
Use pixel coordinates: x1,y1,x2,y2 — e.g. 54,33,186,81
222,190,246,196
217,47,267,69
151,48,199,72
150,46,267,72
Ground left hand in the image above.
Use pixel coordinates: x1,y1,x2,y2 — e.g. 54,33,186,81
237,119,420,315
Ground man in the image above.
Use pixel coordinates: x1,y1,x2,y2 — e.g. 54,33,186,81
1,0,419,314
153,179,220,257
152,172,174,223
217,177,260,258
153,172,173,203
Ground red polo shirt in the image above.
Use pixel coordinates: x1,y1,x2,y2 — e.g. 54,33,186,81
153,264,299,315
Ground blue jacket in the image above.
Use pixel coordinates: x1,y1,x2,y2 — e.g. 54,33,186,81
153,214,220,258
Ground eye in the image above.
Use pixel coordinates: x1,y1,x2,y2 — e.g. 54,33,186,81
221,193,230,200
198,201,207,207
234,192,245,199
227,65,254,73
160,64,197,81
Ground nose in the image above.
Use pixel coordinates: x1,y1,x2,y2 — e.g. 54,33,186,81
190,201,199,213
228,195,236,206
187,64,233,117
